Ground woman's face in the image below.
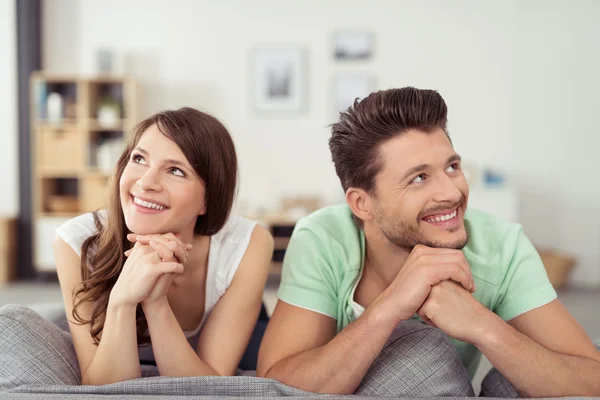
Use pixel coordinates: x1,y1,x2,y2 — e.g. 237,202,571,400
119,124,206,236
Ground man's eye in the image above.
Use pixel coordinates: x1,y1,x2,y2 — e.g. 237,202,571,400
412,174,426,183
446,163,459,173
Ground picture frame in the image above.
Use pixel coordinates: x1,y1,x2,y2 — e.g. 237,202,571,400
251,46,306,113
333,30,374,61
332,74,375,119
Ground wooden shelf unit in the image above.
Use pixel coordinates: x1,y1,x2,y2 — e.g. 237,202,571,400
30,73,139,272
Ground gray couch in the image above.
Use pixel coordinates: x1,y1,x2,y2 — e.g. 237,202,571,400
0,304,593,399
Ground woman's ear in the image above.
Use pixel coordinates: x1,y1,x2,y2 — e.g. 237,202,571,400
346,188,374,222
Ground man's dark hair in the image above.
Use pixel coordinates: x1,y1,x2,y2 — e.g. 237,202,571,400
329,87,450,193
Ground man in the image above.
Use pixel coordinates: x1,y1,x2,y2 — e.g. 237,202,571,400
257,87,600,397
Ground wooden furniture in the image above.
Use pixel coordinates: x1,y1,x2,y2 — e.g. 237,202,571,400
251,196,323,276
258,216,298,276
30,73,138,272
0,218,17,285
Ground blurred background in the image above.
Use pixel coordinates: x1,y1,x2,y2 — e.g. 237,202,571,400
0,0,599,390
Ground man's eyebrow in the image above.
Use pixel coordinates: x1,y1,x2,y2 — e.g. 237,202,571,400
401,164,429,182
447,154,462,164
400,154,462,182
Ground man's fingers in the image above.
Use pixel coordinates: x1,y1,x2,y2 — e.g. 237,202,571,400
420,253,475,292
431,263,473,292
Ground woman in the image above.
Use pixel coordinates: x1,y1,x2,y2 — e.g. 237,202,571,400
54,107,273,385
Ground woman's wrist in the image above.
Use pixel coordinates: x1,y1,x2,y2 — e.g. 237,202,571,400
108,293,138,312
141,297,171,313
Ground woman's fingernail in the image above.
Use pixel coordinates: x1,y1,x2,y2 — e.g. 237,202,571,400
186,244,193,249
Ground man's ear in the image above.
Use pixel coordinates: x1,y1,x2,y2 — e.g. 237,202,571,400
346,188,375,222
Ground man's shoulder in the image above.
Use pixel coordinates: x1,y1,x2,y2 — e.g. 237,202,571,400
463,208,526,279
294,204,359,243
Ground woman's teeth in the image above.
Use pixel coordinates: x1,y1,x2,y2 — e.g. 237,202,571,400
426,209,457,223
133,196,166,210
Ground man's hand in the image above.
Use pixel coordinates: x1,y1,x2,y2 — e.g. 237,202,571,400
417,280,491,343
373,245,476,324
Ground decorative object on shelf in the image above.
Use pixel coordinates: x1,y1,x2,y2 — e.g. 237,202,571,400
333,75,375,119
97,96,121,128
46,92,63,123
46,195,79,214
333,30,373,60
96,138,124,174
252,46,305,113
96,49,114,74
537,248,576,289
483,168,506,187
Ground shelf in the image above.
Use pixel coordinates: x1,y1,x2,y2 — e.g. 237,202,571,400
36,168,114,179
37,168,82,178
270,262,283,276
32,74,138,274
38,212,80,218
273,237,290,251
35,120,79,130
82,170,114,179
88,119,127,131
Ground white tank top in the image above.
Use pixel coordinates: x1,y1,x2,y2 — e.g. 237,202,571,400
55,210,257,362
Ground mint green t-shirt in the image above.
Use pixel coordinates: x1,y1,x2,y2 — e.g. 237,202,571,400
277,204,557,378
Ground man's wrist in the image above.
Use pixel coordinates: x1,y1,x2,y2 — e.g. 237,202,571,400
470,310,507,349
364,298,406,332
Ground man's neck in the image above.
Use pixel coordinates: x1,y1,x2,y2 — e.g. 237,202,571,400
362,223,411,290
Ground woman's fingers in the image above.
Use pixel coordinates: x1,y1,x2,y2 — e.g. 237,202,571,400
148,240,176,262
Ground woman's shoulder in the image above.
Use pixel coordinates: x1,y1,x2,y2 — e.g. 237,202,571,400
212,215,258,245
55,210,108,257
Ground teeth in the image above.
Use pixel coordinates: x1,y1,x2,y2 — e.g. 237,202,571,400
427,210,457,223
134,196,166,210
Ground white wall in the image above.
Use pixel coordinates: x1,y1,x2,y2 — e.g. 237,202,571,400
0,0,19,218
42,0,600,286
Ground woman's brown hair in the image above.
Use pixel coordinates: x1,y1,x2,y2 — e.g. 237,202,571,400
71,107,238,345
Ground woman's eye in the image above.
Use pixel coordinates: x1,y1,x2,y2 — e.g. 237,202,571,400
170,168,185,177
412,174,426,184
132,154,146,165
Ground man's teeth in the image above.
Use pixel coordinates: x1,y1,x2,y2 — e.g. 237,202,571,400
133,196,166,210
426,210,457,223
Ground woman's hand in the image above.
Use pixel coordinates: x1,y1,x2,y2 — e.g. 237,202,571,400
125,233,192,308
109,240,184,309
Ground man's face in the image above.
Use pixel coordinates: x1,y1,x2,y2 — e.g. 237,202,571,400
369,128,469,251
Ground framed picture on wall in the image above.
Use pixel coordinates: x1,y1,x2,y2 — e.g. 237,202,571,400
333,74,375,119
251,46,306,113
333,30,374,61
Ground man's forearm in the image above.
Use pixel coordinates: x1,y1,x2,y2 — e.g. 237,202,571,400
265,306,398,394
475,313,600,397
144,300,219,376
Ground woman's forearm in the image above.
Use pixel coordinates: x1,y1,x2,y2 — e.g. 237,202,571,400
144,300,219,376
81,302,141,385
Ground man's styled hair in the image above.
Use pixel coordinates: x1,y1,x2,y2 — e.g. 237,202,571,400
329,87,450,193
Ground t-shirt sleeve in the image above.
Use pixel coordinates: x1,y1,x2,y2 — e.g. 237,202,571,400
55,213,100,257
493,226,557,321
277,226,338,319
